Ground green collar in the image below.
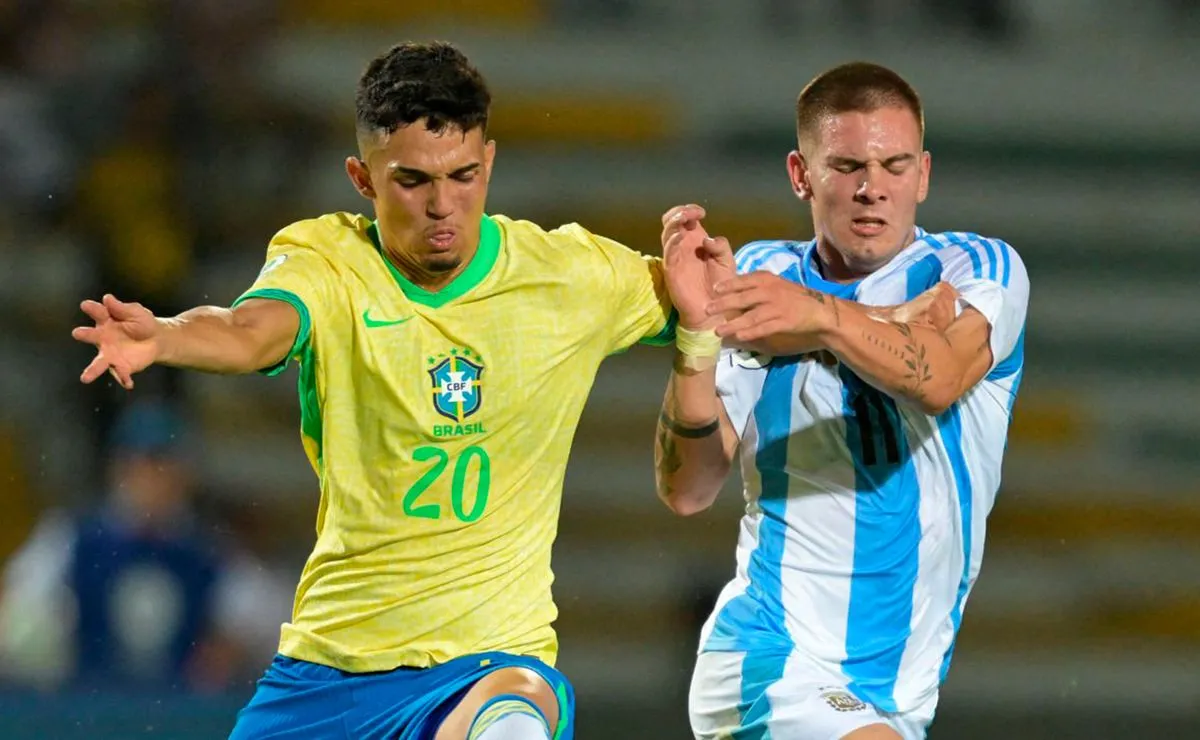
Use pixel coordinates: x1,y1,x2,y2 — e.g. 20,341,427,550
368,215,500,308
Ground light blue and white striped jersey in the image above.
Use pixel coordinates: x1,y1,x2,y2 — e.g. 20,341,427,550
700,227,1029,716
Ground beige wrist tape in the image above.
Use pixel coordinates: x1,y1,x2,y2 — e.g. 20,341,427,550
676,326,722,358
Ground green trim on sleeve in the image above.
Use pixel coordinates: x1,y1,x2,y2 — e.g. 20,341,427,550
639,307,679,347
231,288,311,376
296,339,323,468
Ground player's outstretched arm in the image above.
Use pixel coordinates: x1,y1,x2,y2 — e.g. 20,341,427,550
72,294,300,389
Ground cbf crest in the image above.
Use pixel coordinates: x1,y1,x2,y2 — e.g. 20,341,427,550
428,348,485,423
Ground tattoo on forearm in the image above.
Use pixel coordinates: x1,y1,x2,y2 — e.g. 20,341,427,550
801,287,840,327
656,418,683,477
861,322,935,398
657,374,720,500
893,323,934,396
656,410,718,499
862,329,906,362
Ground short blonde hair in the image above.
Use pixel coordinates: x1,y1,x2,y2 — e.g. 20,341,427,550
795,62,925,151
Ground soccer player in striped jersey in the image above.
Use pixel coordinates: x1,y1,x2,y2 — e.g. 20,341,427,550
655,62,1029,740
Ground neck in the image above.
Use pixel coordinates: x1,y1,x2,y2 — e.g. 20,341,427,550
383,246,475,293
814,229,915,283
814,239,871,283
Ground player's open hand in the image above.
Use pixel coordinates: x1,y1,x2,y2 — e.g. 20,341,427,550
661,204,736,330
707,272,836,356
71,294,160,390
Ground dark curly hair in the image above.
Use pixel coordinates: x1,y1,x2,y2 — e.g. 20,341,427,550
355,41,491,142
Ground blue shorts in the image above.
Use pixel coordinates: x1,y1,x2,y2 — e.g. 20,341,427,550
228,651,575,740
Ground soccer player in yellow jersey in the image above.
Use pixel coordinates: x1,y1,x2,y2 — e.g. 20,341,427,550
69,42,679,740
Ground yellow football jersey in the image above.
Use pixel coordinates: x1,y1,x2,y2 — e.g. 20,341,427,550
235,212,674,673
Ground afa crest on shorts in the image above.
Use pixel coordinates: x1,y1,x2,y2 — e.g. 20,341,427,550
819,687,867,713
427,348,485,422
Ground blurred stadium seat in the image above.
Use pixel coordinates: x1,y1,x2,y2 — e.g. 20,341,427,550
281,0,545,28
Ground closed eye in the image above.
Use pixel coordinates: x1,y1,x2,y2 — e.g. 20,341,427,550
395,172,431,189
830,160,864,174
883,155,916,175
391,163,481,188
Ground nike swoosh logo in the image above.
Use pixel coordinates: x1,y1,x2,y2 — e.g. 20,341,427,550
362,310,413,329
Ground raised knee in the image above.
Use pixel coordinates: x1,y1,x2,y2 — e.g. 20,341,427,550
487,667,551,700
479,667,558,730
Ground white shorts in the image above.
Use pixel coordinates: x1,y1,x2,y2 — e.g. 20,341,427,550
688,651,933,740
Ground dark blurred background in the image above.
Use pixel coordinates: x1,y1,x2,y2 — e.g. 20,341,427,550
1,1,1198,738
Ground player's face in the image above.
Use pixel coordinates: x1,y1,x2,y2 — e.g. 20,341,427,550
789,106,930,276
348,122,495,276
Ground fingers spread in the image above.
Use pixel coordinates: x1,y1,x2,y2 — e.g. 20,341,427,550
71,326,100,344
81,300,109,323
80,353,111,384
109,366,134,390
104,294,142,320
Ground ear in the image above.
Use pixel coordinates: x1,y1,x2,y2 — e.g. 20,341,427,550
483,139,497,183
787,150,813,202
916,150,932,204
345,156,376,200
